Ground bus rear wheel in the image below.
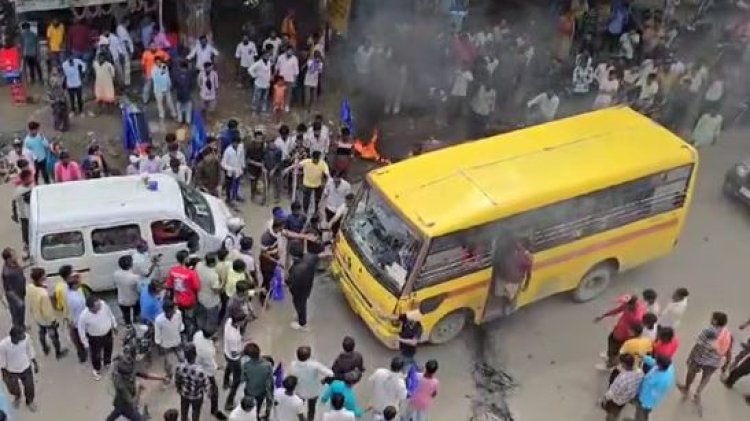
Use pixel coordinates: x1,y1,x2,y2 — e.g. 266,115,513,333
429,311,468,344
572,263,616,303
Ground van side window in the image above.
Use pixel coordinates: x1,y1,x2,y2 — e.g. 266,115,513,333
41,232,84,260
92,225,141,254
152,220,197,246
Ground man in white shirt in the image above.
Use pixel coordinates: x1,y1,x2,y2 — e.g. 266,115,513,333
223,315,246,410
274,125,295,164
290,345,333,421
273,376,305,421
368,357,407,419
236,35,258,85
470,83,497,135
61,57,87,115
660,288,689,329
196,253,222,334
276,46,299,112
323,394,355,421
7,138,34,172
527,90,560,123
193,328,225,419
101,29,127,83
229,396,258,420
450,67,474,116
249,52,273,113
77,295,117,380
187,35,220,70
304,120,331,156
637,73,660,109
262,31,282,61
323,173,351,225
221,136,246,205
164,157,192,184
0,326,39,411
154,300,184,384
116,19,134,86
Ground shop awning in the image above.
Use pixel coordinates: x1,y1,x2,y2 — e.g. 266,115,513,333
14,0,126,14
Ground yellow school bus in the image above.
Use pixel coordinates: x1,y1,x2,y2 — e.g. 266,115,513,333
330,107,698,348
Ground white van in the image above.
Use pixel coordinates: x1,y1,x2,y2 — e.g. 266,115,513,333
29,174,232,291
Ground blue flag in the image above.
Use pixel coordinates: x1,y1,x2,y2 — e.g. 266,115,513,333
190,109,207,162
340,98,354,135
406,363,420,398
271,265,285,302
273,363,284,388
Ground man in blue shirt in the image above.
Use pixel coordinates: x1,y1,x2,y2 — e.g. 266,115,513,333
151,58,177,121
636,355,675,420
23,121,49,184
61,57,87,115
139,280,163,324
20,22,41,85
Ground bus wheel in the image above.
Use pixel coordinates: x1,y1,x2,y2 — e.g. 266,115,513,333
429,311,468,344
572,262,617,303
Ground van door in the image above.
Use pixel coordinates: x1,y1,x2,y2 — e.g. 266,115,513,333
88,224,143,291
149,219,200,276
37,229,91,289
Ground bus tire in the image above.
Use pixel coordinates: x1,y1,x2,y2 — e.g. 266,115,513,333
429,310,469,344
572,262,617,303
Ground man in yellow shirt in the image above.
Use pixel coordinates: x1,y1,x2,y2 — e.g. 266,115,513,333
619,323,653,365
46,18,65,66
27,267,68,359
287,150,329,214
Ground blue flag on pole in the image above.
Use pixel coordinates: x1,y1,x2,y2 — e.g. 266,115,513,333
190,109,207,162
406,363,420,398
271,265,285,302
340,98,354,135
273,363,284,388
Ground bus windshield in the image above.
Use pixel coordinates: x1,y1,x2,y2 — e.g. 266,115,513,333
179,182,215,235
342,182,421,295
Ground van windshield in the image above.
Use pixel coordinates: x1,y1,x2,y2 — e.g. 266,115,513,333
179,182,215,235
342,182,421,295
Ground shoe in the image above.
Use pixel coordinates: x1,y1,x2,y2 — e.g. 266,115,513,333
27,402,37,412
42,348,50,356
56,349,69,360
212,410,227,420
92,370,101,381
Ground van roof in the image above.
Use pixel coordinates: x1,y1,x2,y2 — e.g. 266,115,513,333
368,107,697,237
32,174,185,232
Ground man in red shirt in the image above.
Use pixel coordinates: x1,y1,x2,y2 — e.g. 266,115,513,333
594,294,645,369
164,250,200,336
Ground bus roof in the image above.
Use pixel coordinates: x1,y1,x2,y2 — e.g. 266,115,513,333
368,107,697,238
31,174,185,232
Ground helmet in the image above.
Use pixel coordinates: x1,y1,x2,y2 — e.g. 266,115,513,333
227,217,245,234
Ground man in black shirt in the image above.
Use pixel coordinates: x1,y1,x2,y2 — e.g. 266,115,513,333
331,336,365,383
1,248,26,328
287,241,322,331
397,310,424,369
105,357,144,421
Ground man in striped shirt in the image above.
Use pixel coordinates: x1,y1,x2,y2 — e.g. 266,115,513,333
602,353,643,421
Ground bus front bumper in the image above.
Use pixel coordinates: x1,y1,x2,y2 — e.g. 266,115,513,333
330,259,399,350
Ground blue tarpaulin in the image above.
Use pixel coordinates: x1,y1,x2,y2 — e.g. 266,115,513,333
340,98,354,135
122,102,149,152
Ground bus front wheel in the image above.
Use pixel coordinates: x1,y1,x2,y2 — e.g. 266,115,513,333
429,311,468,344
572,262,617,303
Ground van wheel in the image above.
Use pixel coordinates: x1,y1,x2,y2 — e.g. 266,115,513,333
572,263,616,303
429,311,468,344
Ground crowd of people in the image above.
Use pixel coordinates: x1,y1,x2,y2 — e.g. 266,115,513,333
348,0,750,144
16,8,328,133
593,286,750,420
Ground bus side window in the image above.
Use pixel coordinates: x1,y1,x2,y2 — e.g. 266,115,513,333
415,230,492,290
